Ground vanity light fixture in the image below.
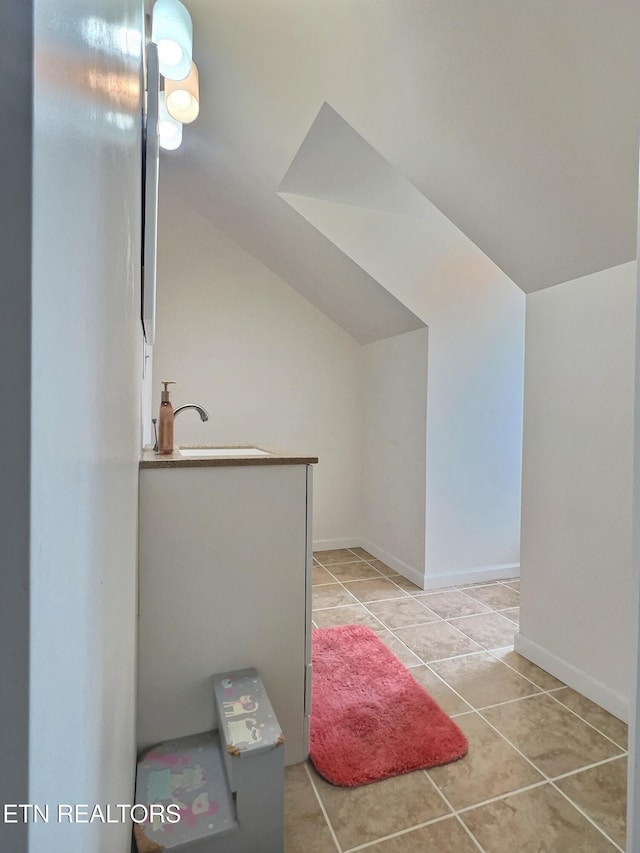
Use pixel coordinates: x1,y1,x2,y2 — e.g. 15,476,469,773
148,0,200,150
158,91,183,150
143,0,199,342
151,0,193,81
165,61,200,123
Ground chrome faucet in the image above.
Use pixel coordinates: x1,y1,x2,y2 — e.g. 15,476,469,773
152,404,210,451
174,404,210,422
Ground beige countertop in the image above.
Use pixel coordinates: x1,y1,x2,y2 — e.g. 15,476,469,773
140,445,318,469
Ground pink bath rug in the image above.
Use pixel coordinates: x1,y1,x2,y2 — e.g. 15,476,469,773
309,625,468,786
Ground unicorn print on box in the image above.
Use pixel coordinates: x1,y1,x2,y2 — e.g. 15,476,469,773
223,695,259,717
226,718,264,747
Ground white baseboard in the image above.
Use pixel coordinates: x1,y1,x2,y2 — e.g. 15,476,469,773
312,537,361,551
514,632,629,723
423,563,520,590
360,539,425,587
313,540,519,592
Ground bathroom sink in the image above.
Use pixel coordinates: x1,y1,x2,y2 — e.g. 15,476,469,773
178,446,270,458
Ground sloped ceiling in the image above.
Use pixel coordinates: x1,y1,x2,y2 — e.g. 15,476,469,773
165,0,640,327
278,103,432,219
161,151,426,344
278,103,521,319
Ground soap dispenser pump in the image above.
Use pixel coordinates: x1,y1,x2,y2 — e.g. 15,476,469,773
158,381,176,454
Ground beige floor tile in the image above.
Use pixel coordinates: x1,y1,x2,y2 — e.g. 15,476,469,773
430,652,541,709
349,547,375,560
481,693,624,777
497,606,519,624
366,559,399,577
427,712,543,809
462,583,520,609
461,783,618,852
555,756,627,849
394,621,483,662
313,549,362,565
311,604,383,631
342,578,409,603
366,817,479,852
312,565,335,585
551,688,628,748
409,666,473,716
285,763,338,853
388,575,424,593
312,583,358,610
311,766,450,849
415,590,491,618
326,561,384,582
293,558,628,851
491,647,565,691
375,629,423,667
365,597,440,629
448,612,518,650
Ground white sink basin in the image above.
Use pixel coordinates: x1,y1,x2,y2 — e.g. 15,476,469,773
178,446,270,458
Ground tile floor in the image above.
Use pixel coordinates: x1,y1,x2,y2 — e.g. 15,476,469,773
284,548,628,852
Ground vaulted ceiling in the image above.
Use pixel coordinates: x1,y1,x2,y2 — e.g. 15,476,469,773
161,0,640,338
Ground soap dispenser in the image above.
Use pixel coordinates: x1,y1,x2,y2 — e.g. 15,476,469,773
158,381,176,454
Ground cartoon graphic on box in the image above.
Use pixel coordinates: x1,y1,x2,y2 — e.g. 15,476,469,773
171,792,219,829
226,717,264,746
145,750,190,768
223,695,259,717
220,677,235,697
171,764,206,792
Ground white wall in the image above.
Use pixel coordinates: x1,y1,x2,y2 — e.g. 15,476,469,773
285,197,526,584
362,328,428,583
28,2,143,851
155,185,524,576
425,264,525,584
517,261,636,719
153,193,364,546
0,4,32,851
280,108,526,584
628,254,640,853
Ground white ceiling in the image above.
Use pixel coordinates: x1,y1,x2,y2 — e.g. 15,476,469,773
164,0,640,335
279,102,522,321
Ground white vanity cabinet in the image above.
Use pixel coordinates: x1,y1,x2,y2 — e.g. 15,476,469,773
137,450,315,765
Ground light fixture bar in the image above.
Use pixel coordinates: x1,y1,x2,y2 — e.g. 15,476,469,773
158,92,183,150
166,62,199,124
151,0,193,81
